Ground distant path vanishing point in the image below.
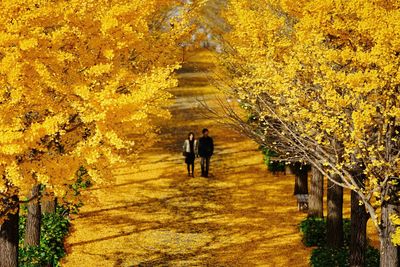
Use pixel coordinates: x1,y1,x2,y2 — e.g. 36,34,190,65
63,50,310,267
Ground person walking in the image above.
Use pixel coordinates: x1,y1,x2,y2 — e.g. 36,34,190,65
198,128,214,177
183,132,198,177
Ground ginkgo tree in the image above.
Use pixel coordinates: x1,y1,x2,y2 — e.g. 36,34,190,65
0,0,193,265
218,0,400,266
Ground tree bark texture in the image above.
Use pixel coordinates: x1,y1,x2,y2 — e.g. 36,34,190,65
380,203,398,267
350,190,368,267
327,174,344,248
0,198,19,267
41,197,57,214
292,163,309,195
24,185,41,247
308,166,324,218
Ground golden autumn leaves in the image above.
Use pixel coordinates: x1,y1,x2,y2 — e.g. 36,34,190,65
1,0,399,258
0,0,192,222
219,0,400,249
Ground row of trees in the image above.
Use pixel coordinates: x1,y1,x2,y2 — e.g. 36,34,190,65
0,0,204,265
215,0,400,266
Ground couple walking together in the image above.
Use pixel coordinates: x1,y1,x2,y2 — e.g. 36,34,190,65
183,128,214,178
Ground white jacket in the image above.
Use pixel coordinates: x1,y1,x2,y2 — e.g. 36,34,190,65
183,139,198,154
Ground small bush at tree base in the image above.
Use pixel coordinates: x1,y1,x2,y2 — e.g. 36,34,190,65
310,246,379,267
19,207,70,267
300,217,352,247
299,217,326,247
342,219,351,246
300,217,379,267
310,246,349,267
365,246,380,267
260,147,286,173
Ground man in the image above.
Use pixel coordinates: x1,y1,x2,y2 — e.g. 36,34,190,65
198,128,214,177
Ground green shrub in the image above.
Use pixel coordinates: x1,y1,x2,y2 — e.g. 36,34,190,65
18,169,90,266
310,246,379,267
342,219,351,246
19,207,70,267
310,247,349,267
260,147,286,173
366,246,380,267
300,218,380,267
300,217,352,247
300,217,327,247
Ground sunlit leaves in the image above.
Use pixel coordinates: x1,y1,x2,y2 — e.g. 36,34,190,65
0,0,186,222
221,0,400,238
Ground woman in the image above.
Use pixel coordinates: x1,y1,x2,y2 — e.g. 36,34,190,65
183,132,198,177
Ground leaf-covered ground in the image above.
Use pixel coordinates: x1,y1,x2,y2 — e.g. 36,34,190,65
62,50,324,266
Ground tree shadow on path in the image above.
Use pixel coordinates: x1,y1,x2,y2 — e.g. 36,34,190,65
63,50,311,267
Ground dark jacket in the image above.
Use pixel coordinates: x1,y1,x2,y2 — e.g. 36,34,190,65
198,136,214,157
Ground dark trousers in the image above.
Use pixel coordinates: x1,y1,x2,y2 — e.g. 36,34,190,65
200,157,211,177
187,163,194,175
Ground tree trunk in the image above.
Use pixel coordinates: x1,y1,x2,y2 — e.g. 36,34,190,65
293,163,309,195
24,185,41,247
41,197,57,214
380,202,398,267
0,197,19,267
350,190,368,267
327,174,344,248
308,166,324,218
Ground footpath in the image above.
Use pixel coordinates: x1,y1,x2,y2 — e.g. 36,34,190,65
63,50,310,266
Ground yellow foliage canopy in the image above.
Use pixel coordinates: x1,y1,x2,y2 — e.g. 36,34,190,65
0,0,189,221
220,0,400,243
